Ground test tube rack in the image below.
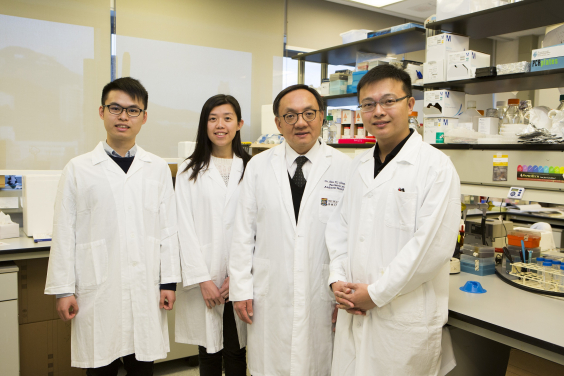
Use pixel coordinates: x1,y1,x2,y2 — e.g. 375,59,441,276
509,262,563,293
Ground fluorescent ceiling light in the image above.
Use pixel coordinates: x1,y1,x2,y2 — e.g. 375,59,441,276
350,0,405,7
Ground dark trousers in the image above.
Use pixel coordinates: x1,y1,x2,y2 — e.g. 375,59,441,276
199,301,247,376
86,354,154,376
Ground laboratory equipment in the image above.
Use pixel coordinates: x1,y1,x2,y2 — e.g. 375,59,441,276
553,260,562,271
459,281,487,294
507,186,525,199
504,99,524,124
327,116,337,144
496,100,507,127
460,253,495,276
464,217,514,248
559,265,564,292
457,101,482,132
521,100,533,124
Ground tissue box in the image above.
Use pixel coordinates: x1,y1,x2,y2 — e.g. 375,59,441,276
0,222,19,239
424,60,446,83
447,50,490,81
426,34,469,62
423,90,465,118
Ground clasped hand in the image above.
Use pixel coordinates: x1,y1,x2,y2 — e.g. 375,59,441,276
332,281,376,315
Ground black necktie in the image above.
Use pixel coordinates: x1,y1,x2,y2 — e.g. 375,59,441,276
292,156,308,188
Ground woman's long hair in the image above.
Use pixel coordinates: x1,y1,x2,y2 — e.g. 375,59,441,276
183,94,250,182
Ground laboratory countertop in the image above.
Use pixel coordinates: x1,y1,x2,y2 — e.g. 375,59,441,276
449,272,564,354
0,229,51,259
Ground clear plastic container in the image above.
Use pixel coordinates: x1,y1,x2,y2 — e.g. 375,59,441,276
496,100,508,127
541,261,553,289
461,245,495,258
458,101,482,132
408,111,419,132
553,260,562,271
537,257,545,266
559,264,564,292
460,254,496,276
521,100,532,124
322,116,331,142
504,98,524,124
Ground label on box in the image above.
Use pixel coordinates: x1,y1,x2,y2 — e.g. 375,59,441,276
493,154,508,182
517,164,564,183
478,117,499,135
531,57,564,72
427,35,444,47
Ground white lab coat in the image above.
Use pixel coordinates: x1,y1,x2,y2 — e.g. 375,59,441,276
174,157,247,353
229,141,351,376
45,142,181,368
326,132,461,376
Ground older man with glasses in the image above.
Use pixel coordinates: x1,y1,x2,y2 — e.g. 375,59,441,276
229,84,351,376
327,64,461,376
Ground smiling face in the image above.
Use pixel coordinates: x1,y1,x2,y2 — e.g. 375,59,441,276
275,89,323,155
99,90,147,145
359,78,414,144
206,103,243,154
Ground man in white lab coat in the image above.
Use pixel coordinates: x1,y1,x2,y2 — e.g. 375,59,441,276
229,84,351,376
327,65,461,376
45,77,181,375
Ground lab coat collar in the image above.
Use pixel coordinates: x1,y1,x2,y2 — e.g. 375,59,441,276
272,143,298,230
91,142,152,165
393,131,422,165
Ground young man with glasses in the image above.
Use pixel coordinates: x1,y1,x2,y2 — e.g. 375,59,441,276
326,65,461,376
229,84,351,376
45,77,181,376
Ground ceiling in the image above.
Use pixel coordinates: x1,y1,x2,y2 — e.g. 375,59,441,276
326,0,437,22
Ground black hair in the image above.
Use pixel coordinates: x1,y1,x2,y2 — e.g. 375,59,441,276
356,65,412,100
101,77,149,110
273,84,325,116
183,94,250,182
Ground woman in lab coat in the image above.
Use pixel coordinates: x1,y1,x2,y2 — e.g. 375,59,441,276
175,94,250,376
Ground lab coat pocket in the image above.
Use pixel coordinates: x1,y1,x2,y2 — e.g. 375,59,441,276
75,239,108,289
318,190,343,223
144,179,161,213
320,264,335,302
385,190,417,231
375,285,425,323
148,236,161,284
251,257,270,298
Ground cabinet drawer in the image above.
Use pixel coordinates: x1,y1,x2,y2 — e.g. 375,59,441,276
0,272,17,301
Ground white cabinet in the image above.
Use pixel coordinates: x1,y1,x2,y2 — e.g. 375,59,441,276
0,262,19,376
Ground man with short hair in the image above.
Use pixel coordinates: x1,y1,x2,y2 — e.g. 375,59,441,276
229,84,351,376
327,65,461,376
45,77,180,375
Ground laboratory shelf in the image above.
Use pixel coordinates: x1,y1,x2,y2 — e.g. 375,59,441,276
423,68,564,95
433,144,564,151
324,86,423,107
426,0,564,39
291,27,426,65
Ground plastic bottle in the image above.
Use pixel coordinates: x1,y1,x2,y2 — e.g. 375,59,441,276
553,260,562,271
537,257,544,267
496,100,508,126
327,115,337,144
504,99,524,124
458,101,482,132
557,94,564,111
408,111,421,134
521,100,532,124
322,116,330,142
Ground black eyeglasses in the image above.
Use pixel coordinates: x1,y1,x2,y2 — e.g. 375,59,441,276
358,95,409,113
280,109,320,125
103,104,144,117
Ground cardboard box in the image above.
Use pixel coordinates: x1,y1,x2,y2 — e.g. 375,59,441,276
531,57,564,72
20,319,84,376
426,34,469,62
532,44,564,60
423,90,465,118
423,60,446,84
0,175,5,188
15,258,58,324
341,110,355,125
505,348,564,376
478,117,499,135
447,50,490,81
331,109,343,124
424,117,458,144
